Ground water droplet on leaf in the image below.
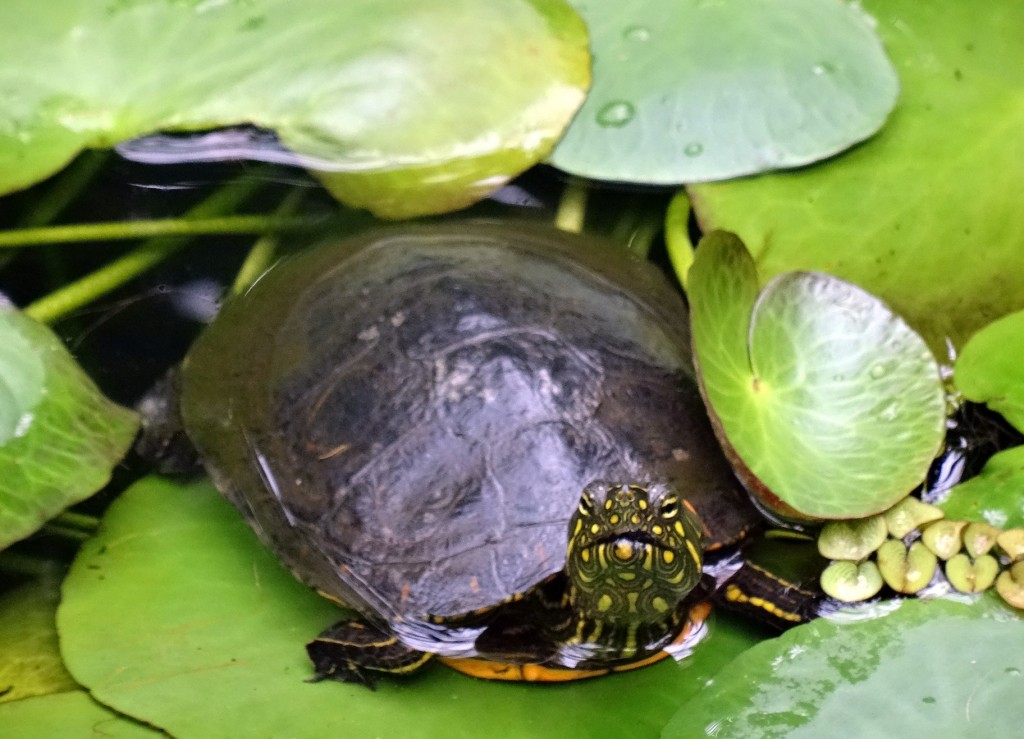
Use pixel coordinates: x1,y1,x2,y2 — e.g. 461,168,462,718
684,142,704,157
623,25,651,42
596,101,635,128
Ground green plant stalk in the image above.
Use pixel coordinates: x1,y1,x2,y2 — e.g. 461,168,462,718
49,511,100,534
0,214,316,248
554,178,588,234
664,190,694,287
39,522,93,543
230,189,308,295
22,177,267,324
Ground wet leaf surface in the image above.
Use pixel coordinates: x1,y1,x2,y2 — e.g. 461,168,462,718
687,232,946,518
0,307,138,550
551,0,896,182
0,569,77,702
688,0,1024,353
0,0,589,218
664,597,1024,738
938,447,1024,530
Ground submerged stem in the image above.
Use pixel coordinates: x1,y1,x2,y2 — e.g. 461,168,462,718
23,177,267,324
554,178,588,234
230,189,308,295
0,213,316,248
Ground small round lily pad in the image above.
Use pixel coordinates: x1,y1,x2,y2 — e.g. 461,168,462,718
997,529,1024,561
820,560,883,602
883,497,944,539
962,522,1001,559
945,553,999,594
995,561,1024,609
921,520,968,560
876,539,937,595
687,231,946,519
818,516,888,561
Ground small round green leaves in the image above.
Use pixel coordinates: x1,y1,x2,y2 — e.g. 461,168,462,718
0,307,138,550
550,0,897,183
820,560,883,602
687,232,946,519
883,497,944,539
996,561,1024,609
818,516,888,561
876,540,937,595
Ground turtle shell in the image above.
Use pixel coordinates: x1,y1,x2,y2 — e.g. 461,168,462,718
181,221,753,655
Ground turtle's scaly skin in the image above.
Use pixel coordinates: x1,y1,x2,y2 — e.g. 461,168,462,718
181,222,758,678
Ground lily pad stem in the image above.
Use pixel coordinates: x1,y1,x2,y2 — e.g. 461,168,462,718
49,511,101,534
0,214,316,248
230,189,308,295
554,178,588,234
664,190,694,287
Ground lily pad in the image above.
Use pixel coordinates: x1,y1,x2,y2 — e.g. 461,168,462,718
0,307,138,550
59,477,760,738
0,569,78,702
0,691,159,738
687,0,1024,354
938,447,1024,529
0,0,589,219
664,598,1024,738
550,0,896,183
954,309,1024,433
687,232,946,519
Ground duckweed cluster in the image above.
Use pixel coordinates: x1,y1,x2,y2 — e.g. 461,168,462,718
818,497,1024,609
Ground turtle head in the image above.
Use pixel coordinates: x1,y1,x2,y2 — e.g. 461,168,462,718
565,482,704,625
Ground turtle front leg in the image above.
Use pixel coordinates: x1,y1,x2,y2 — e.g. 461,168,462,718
306,620,433,688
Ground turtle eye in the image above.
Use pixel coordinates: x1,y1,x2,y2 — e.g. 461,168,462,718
658,495,680,520
578,491,596,518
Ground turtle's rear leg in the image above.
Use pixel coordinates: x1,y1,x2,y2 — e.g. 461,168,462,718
306,620,432,688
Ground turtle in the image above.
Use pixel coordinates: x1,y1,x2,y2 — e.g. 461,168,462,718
180,221,814,685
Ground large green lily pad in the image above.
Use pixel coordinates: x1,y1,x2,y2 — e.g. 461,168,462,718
58,477,760,738
664,597,1024,737
0,0,589,219
954,309,1024,433
687,0,1024,353
0,691,160,738
0,569,77,702
551,0,896,184
687,232,946,519
0,307,138,550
